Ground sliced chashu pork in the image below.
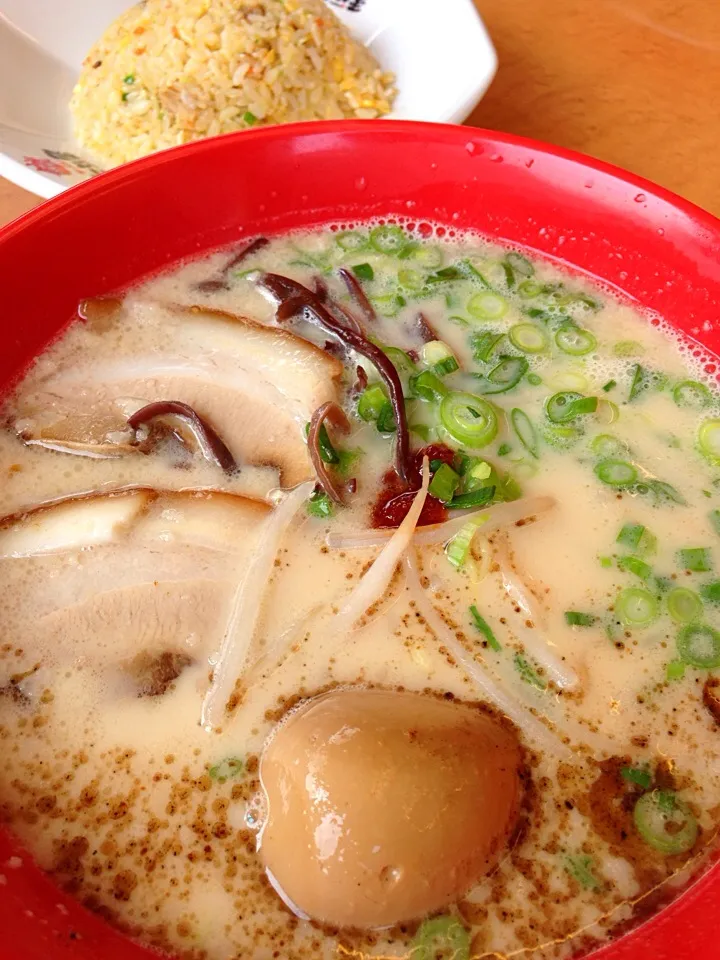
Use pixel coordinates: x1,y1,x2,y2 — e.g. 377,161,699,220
15,304,343,486
0,489,270,671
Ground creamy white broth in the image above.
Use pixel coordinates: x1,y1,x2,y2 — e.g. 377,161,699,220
1,224,720,960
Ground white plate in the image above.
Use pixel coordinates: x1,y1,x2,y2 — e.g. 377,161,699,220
0,0,496,200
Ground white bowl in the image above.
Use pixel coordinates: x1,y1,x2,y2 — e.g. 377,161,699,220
0,0,496,200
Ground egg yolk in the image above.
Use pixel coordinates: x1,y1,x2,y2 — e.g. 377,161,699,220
258,688,523,929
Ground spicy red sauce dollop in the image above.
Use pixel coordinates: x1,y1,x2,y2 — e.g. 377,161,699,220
371,444,454,529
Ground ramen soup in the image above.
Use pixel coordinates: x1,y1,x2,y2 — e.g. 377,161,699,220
3,224,720,960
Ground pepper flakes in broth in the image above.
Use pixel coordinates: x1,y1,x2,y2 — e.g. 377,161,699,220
2,222,720,960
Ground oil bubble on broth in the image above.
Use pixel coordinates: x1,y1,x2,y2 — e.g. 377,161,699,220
1,222,720,960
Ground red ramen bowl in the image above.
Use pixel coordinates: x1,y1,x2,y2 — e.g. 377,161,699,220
1,121,720,960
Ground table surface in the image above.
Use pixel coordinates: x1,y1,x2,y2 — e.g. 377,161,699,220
2,0,719,225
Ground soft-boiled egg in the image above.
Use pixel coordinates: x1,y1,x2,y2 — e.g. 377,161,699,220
257,688,524,929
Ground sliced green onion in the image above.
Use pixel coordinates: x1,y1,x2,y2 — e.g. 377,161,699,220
615,587,658,627
505,251,534,277
677,622,720,668
470,331,504,363
497,442,512,456
710,509,720,536
518,279,543,298
509,323,548,354
555,324,597,356
666,659,687,681
548,369,590,392
369,294,401,317
440,392,498,447
336,230,368,252
428,463,461,503
565,611,596,626
628,363,666,401
123,73,136,84
410,370,448,402
677,547,712,573
467,292,508,320
383,346,417,383
542,423,584,450
369,224,408,255
527,372,542,386
591,434,629,458
513,653,547,690
409,245,443,269
398,268,423,291
614,340,644,357
376,402,396,434
633,791,698,855
600,556,613,568
242,111,258,126
667,588,703,623
672,379,711,408
546,391,598,423
462,458,494,487
616,522,656,555
208,756,244,782
602,379,617,392
446,515,486,569
426,266,463,284
470,605,502,651
357,383,387,421
449,487,495,510
595,459,638,486
699,419,720,465
352,262,374,281
411,916,470,960
617,555,653,580
307,490,334,519
458,259,491,287
621,765,652,790
421,340,458,375
635,479,686,506
701,581,720,604
511,408,539,459
564,854,601,890
474,356,529,395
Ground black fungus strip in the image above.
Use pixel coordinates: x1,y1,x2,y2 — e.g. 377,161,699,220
128,401,237,473
257,273,410,482
339,267,377,325
307,402,351,504
195,236,269,293
415,311,439,344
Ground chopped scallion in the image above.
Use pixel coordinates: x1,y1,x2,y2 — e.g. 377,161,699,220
352,262,374,281
564,854,601,890
617,555,653,581
555,323,597,356
615,587,658,627
336,230,368,252
357,383,387,421
677,547,712,573
621,765,652,790
667,587,703,623
410,370,449,402
602,379,617,392
243,111,258,125
677,622,720,668
469,605,502,651
473,356,529,395
470,331,504,363
594,459,638,487
448,487,496,509
672,379,711,408
514,653,547,689
467,292,508,320
440,392,498,447
208,757,244,782
564,611,596,627
369,224,408,255
634,791,698,855
508,323,548,354
307,490,334,519
428,463,461,503
511,408,539,459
